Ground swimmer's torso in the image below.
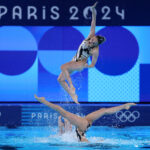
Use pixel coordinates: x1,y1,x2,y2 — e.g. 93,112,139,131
72,39,93,62
76,123,91,142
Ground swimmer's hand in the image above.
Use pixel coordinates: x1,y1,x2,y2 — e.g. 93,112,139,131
84,63,89,68
58,116,65,127
124,103,136,110
84,63,94,68
91,2,98,9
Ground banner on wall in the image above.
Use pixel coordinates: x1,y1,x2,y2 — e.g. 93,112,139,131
0,104,150,126
0,0,150,26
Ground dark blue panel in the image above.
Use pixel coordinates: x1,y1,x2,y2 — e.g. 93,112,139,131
95,27,139,76
38,27,84,50
140,64,150,102
0,106,21,126
0,51,37,75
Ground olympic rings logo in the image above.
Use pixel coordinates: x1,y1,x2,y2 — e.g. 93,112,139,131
115,111,140,123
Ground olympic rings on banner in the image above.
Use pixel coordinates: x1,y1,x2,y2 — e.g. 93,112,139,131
116,111,140,122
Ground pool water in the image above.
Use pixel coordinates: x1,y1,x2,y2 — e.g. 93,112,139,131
0,126,150,150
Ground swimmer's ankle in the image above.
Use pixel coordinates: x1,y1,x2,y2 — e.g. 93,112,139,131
70,86,76,95
34,94,45,102
71,94,80,104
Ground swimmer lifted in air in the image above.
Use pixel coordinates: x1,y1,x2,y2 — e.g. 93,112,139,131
35,95,136,142
57,2,105,104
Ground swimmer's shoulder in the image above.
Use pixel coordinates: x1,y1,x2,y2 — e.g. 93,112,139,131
90,46,99,55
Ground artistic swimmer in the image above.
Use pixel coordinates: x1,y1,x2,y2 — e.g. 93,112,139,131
35,95,136,142
57,2,105,104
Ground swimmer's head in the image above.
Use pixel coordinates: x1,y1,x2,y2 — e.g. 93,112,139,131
89,35,106,47
96,35,106,45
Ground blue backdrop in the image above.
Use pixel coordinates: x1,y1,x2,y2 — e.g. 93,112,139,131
0,26,150,102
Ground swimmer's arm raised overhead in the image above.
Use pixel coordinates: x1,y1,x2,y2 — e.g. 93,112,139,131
87,2,98,39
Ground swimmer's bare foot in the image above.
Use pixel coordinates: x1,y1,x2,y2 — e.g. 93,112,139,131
71,93,79,104
124,103,136,110
34,94,45,103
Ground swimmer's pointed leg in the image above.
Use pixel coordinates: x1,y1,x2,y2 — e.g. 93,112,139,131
58,72,79,104
85,103,136,123
70,86,76,95
69,87,80,104
34,95,85,129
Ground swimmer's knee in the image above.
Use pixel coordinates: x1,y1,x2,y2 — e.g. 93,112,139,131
61,64,70,72
57,76,64,82
57,76,61,82
61,65,66,71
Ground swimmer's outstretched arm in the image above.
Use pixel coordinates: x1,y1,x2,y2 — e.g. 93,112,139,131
87,2,98,39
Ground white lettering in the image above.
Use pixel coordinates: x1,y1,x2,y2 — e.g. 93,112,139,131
44,113,48,119
31,112,59,120
27,6,37,20
69,6,79,20
31,112,36,119
42,6,46,20
49,113,53,119
50,6,59,20
53,113,58,120
37,113,42,119
116,6,125,20
12,6,22,20
101,6,111,20
0,6,7,19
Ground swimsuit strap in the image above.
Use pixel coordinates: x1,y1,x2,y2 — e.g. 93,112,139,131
87,123,91,129
75,123,91,141
75,128,85,141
